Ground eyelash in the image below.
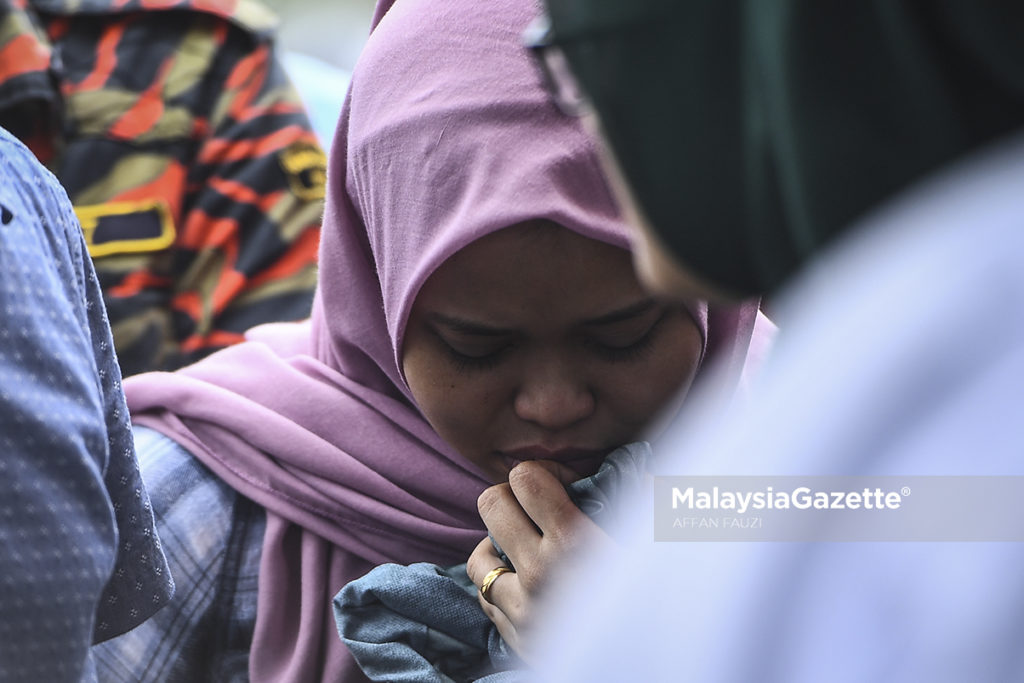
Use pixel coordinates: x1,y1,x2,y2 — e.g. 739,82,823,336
443,343,513,373
429,327,514,373
438,315,666,373
585,315,664,364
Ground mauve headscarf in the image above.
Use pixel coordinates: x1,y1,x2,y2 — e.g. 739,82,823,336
125,0,768,680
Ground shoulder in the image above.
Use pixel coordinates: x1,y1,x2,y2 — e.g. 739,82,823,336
0,131,73,219
0,130,92,354
0,127,39,167
31,0,280,41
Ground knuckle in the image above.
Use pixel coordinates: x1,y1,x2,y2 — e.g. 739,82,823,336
465,553,486,583
514,562,545,594
476,483,510,517
508,461,545,495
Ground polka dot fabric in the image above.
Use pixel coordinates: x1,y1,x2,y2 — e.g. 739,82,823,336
0,129,173,682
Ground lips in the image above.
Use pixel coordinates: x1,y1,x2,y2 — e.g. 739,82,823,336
499,445,611,479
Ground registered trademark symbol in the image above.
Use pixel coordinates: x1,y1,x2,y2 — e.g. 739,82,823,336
901,486,911,496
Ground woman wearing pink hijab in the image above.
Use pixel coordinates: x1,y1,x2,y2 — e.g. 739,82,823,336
92,0,772,680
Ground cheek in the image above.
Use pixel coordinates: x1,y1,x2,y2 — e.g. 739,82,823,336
604,326,703,428
404,356,501,453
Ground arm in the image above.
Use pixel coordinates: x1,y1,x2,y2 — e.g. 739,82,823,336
170,25,324,368
0,133,120,681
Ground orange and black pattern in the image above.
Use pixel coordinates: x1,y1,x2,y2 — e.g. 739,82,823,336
0,0,325,375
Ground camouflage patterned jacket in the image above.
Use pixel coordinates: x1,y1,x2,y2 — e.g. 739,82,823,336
0,0,325,375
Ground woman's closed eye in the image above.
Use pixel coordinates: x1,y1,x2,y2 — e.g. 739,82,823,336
584,311,667,363
431,328,516,371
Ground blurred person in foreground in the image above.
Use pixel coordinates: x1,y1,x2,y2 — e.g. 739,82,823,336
464,3,1024,681
0,0,325,375
0,128,172,682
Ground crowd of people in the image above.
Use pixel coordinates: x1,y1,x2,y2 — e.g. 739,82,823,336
0,0,1019,681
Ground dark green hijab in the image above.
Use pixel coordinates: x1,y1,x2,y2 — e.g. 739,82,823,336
542,0,1024,295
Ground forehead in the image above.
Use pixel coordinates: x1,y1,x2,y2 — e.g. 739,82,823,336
414,223,643,322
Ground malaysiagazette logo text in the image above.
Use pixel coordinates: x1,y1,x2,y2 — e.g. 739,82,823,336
672,486,904,515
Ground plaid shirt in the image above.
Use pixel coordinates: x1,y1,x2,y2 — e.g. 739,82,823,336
0,0,324,375
93,426,266,682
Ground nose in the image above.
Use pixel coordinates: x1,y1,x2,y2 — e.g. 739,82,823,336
513,356,595,430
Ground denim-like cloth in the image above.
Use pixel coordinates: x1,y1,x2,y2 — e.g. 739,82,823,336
333,442,651,682
0,129,172,682
337,562,519,683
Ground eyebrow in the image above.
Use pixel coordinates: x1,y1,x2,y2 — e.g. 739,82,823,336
427,298,659,335
427,313,517,336
581,298,659,326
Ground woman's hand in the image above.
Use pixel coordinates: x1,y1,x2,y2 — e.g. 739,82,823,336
466,460,612,660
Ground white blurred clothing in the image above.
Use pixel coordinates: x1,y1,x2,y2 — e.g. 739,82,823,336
534,132,1024,683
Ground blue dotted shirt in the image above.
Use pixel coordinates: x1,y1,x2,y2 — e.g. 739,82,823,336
0,129,173,682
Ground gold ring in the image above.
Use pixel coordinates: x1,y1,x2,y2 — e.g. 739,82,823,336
479,566,514,604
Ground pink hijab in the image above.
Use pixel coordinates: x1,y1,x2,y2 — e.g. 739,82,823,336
126,0,767,680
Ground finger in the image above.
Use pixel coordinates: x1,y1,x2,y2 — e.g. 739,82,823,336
507,460,589,535
477,588,527,658
465,536,503,588
518,458,580,486
478,566,519,611
467,537,529,625
476,482,544,562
